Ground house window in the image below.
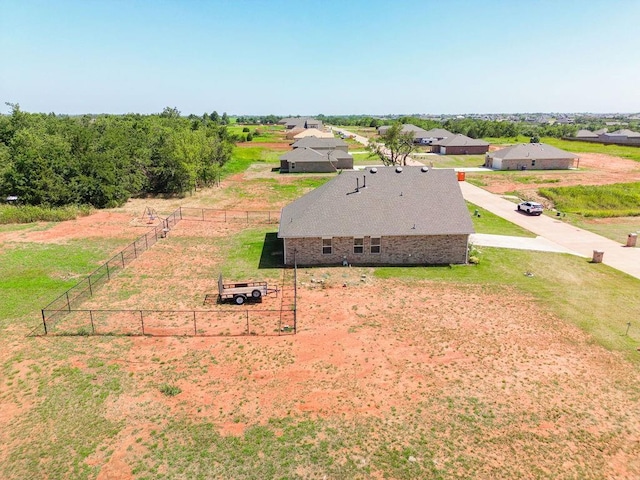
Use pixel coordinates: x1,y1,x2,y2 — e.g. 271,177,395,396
531,160,536,166
322,238,332,255
370,237,381,254
354,238,364,254
291,162,296,170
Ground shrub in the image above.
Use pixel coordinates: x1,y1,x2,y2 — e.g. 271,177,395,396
159,383,181,396
242,127,250,133
246,133,253,142
0,204,93,224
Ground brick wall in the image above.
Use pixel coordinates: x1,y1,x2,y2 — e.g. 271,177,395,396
499,158,574,170
284,234,469,266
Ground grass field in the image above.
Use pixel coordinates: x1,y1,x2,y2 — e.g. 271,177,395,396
227,124,286,143
539,182,640,217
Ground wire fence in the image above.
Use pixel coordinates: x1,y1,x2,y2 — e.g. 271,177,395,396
42,307,296,337
39,206,295,337
179,207,280,224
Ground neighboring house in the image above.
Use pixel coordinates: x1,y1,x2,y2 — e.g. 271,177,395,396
279,117,323,130
420,128,454,145
279,147,353,173
377,124,432,144
291,137,349,152
485,143,578,170
431,134,489,155
278,167,474,265
293,128,333,140
575,129,599,139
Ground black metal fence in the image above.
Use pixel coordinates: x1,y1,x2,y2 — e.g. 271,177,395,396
39,206,295,337
179,207,279,224
42,307,296,337
40,209,182,333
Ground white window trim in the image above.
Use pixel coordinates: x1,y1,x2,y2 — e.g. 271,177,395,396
353,237,364,254
370,237,381,254
322,237,332,255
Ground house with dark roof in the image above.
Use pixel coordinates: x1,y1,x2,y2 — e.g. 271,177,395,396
431,134,489,155
421,128,454,145
278,167,474,265
485,143,578,170
279,147,353,173
575,129,599,139
278,117,323,130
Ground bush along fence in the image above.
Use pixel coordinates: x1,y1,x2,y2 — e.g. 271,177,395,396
40,207,294,337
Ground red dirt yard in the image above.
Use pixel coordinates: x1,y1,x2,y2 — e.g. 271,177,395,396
1,210,637,479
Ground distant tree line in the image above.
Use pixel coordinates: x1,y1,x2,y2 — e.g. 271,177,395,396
234,115,281,125
0,104,234,208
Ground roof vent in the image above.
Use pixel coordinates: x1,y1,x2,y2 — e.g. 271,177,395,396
396,166,403,173
421,166,429,172
370,167,378,174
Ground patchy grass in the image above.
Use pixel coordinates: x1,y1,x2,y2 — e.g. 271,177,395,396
539,182,640,217
375,247,640,362
560,215,640,245
413,154,486,168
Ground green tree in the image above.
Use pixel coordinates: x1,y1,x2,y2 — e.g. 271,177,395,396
367,123,416,166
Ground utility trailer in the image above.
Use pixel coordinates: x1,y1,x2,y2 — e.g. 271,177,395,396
217,274,270,305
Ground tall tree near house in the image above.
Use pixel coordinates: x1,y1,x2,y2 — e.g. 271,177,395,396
366,122,417,166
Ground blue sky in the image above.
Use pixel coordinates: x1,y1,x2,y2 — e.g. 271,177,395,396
2,0,639,115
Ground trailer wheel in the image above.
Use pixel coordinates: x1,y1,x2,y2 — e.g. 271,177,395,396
251,289,262,299
234,295,246,305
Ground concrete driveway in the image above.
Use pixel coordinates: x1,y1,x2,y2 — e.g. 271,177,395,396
460,181,640,280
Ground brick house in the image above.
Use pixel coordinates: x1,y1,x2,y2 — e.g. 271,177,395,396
278,167,474,266
431,134,489,155
484,143,578,170
279,147,353,173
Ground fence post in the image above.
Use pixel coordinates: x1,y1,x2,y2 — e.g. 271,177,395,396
179,206,183,220
246,310,249,335
88,276,93,296
42,310,47,335
121,251,125,268
89,310,95,334
193,311,197,335
140,311,145,335
133,241,137,259
66,291,71,311
144,233,149,250
106,262,110,280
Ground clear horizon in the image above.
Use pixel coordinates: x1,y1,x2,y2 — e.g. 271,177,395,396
3,0,640,116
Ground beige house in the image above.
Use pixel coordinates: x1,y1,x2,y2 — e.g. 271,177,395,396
485,143,578,170
278,167,474,266
293,128,333,140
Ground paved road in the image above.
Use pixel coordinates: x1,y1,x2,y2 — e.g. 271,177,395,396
332,127,425,166
460,181,640,279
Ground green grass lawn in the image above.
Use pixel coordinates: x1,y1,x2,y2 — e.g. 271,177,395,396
539,182,640,217
223,146,287,177
467,202,535,237
561,215,640,245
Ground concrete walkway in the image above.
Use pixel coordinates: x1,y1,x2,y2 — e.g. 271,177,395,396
460,181,640,279
470,233,580,255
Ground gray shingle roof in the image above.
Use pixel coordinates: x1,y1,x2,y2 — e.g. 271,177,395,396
575,129,598,138
279,167,474,238
280,147,352,163
422,128,454,138
607,129,640,137
292,137,348,149
489,143,578,160
433,134,489,147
